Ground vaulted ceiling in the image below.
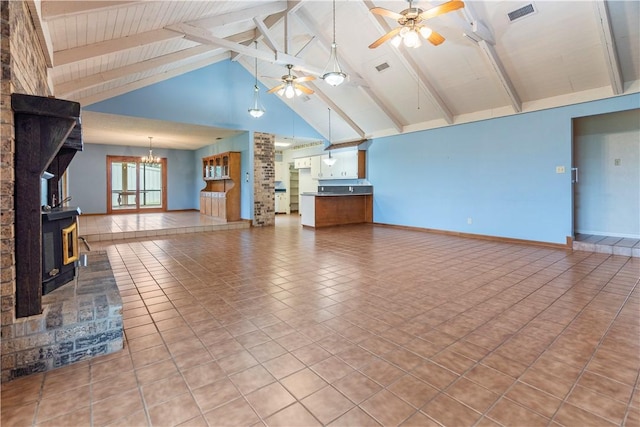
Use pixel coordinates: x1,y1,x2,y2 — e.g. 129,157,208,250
28,0,640,148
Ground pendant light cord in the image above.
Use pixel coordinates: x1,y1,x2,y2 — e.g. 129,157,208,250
328,107,332,144
332,0,336,43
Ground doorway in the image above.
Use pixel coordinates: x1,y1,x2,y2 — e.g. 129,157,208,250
572,109,640,239
107,156,167,214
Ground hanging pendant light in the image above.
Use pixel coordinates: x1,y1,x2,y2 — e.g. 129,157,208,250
323,108,337,166
322,0,347,86
248,41,265,118
141,136,161,164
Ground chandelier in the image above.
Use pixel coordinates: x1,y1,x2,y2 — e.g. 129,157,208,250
141,136,160,164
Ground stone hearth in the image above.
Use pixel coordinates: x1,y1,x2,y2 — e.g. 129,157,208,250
1,251,123,381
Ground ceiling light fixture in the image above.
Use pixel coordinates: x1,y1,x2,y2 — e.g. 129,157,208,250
141,136,160,164
323,108,337,166
322,0,347,86
248,41,265,118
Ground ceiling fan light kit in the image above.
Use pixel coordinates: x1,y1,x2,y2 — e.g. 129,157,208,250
369,0,464,49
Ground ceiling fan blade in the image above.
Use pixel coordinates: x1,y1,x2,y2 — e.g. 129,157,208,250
419,0,465,21
267,84,285,94
427,29,445,46
370,7,404,20
368,27,402,49
295,76,316,83
294,84,314,95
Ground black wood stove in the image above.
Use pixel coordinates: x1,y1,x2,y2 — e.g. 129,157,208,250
12,94,83,316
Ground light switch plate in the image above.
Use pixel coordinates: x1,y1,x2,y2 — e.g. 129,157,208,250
556,166,565,173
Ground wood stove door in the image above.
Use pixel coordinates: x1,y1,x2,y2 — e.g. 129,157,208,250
62,221,78,265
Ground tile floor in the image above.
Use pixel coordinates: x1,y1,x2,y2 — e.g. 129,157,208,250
2,214,639,426
574,234,640,258
78,211,249,243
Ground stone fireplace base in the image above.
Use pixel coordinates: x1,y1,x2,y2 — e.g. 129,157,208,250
1,251,123,382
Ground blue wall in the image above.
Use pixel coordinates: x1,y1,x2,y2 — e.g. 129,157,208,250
68,143,195,214
368,93,640,244
71,60,326,217
85,60,323,139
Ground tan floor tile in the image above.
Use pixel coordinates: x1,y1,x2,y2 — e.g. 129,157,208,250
148,392,201,426
311,356,355,383
487,397,550,427
229,365,276,395
301,386,355,424
265,402,322,427
203,397,260,427
92,388,144,426
328,407,382,427
262,352,305,379
217,349,260,374
131,344,171,368
91,370,139,402
566,384,628,424
176,415,208,427
182,360,226,390
2,402,38,427
333,371,382,404
36,385,91,423
360,389,415,426
411,360,458,390
35,406,91,427
142,374,190,407
245,382,296,419
281,368,328,400
172,346,215,370
399,411,440,427
135,359,179,386
422,393,482,426
192,378,242,412
505,381,562,418
291,343,332,365
446,377,500,413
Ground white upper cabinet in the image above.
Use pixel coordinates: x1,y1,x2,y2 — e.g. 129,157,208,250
308,150,365,180
275,161,284,181
294,157,312,169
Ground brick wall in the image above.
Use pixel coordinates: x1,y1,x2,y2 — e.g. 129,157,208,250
253,132,275,227
1,0,53,382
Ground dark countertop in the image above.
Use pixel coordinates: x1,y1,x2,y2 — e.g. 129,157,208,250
41,206,82,220
301,192,373,197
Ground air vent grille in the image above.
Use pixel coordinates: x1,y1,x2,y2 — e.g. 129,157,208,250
508,3,535,22
375,62,390,72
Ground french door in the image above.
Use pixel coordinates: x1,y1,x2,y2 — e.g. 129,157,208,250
107,156,167,213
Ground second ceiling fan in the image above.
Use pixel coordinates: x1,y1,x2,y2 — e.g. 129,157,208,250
369,0,465,49
266,64,315,99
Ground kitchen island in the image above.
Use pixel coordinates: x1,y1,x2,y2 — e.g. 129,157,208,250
300,192,373,228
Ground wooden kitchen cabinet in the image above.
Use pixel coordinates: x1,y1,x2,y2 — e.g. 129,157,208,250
200,151,240,221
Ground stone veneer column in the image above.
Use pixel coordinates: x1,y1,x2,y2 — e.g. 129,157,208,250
252,132,275,227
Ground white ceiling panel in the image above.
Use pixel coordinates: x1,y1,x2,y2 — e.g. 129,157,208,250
31,0,639,148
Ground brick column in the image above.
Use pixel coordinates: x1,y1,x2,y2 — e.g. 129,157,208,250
252,132,275,227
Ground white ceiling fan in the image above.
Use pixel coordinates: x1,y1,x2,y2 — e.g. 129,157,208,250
369,0,465,49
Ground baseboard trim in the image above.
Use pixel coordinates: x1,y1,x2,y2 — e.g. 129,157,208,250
80,209,200,216
373,222,572,250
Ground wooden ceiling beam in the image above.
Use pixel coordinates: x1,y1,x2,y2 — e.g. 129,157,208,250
296,7,403,133
594,0,624,95
167,22,325,77
56,29,256,98
75,53,231,107
360,0,454,125
185,2,287,29
460,2,521,112
40,0,140,21
53,28,184,67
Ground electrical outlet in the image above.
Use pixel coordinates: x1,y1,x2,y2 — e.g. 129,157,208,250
556,166,565,174
467,217,472,225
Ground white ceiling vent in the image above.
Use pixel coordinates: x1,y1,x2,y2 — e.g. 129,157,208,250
507,3,536,22
375,62,390,73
